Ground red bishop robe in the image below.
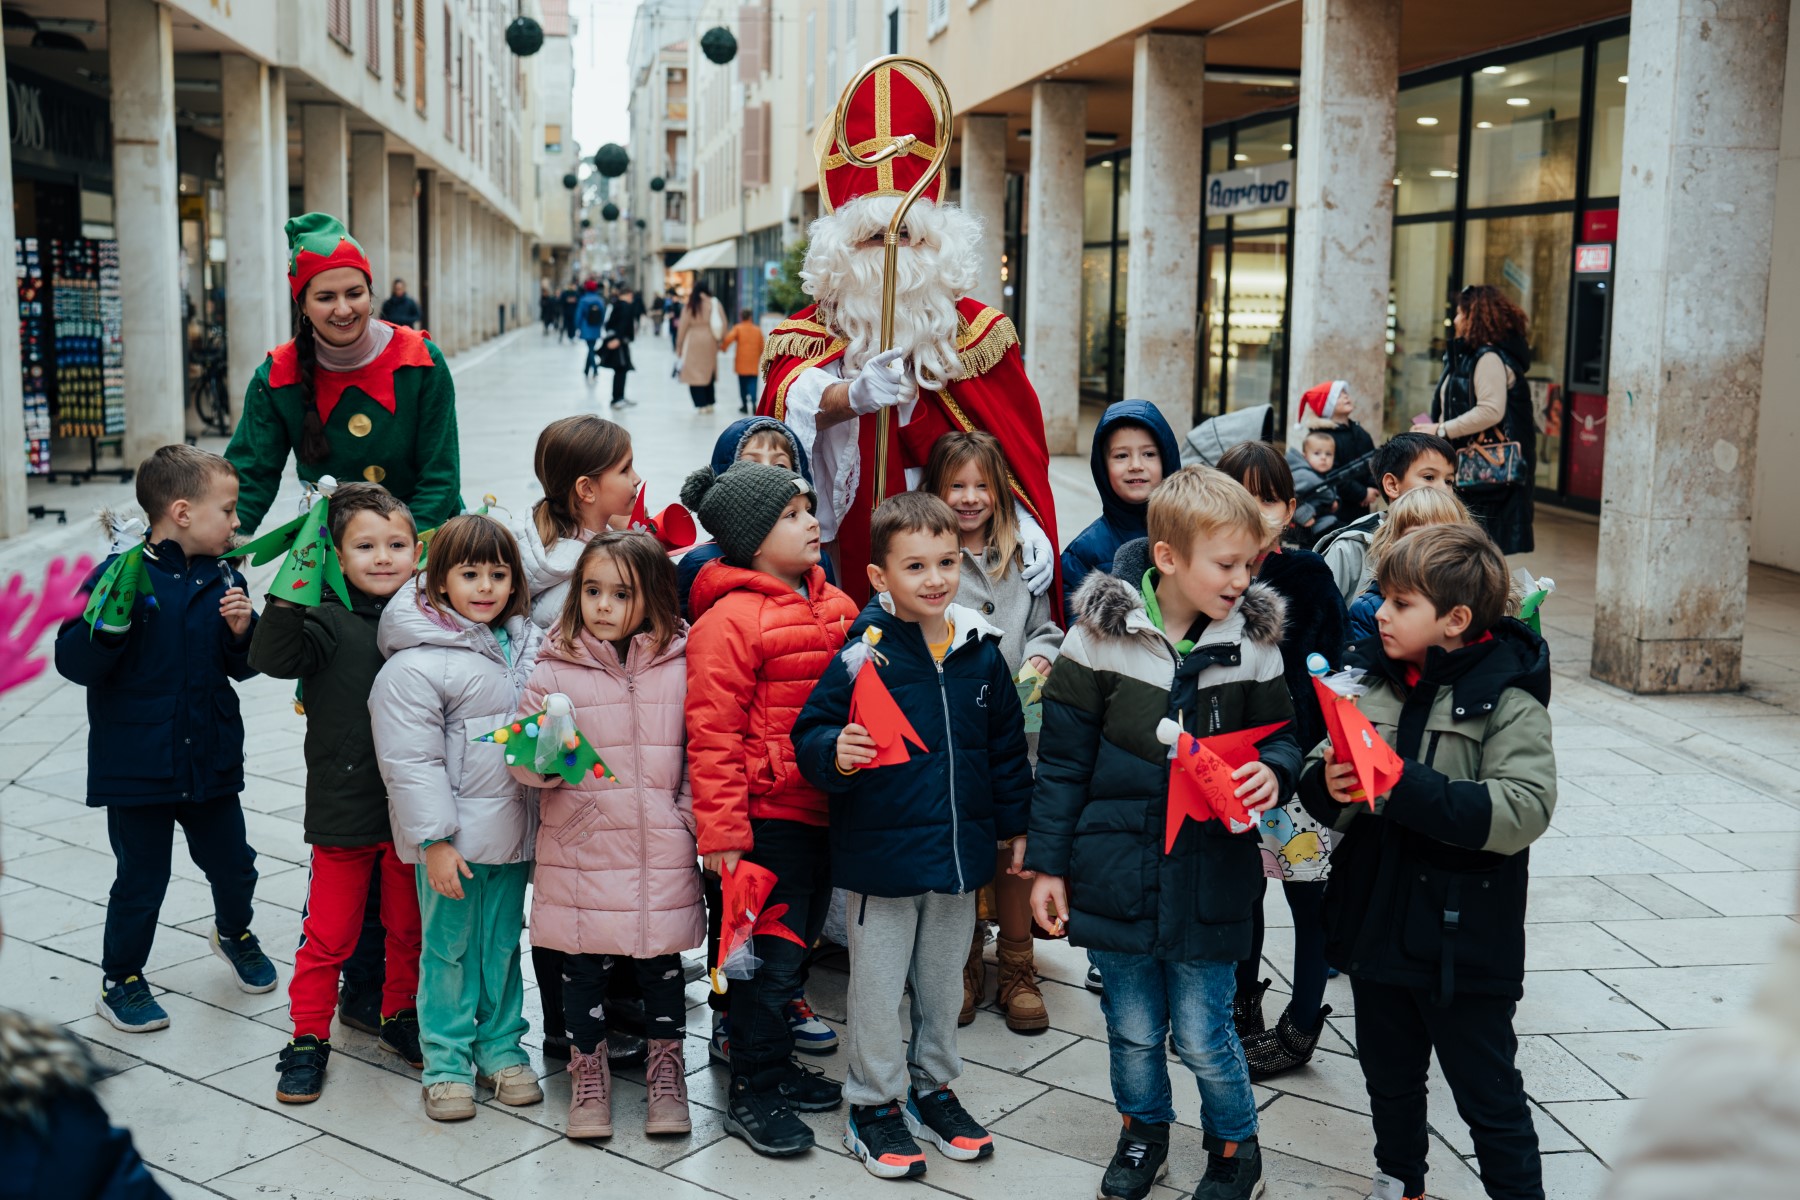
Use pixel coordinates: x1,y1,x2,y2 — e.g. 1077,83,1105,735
758,298,1062,620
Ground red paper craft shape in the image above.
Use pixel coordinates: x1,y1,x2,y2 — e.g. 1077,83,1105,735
712,859,809,993
848,658,928,768
628,483,698,554
1163,720,1289,851
1311,675,1404,810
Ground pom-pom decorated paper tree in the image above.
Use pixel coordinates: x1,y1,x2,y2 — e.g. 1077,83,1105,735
471,693,616,786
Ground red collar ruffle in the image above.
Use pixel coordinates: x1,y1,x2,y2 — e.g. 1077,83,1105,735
268,322,437,424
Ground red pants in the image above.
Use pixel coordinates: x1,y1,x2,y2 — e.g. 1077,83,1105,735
289,843,422,1040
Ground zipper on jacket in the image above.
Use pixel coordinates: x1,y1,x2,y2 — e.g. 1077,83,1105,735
629,671,650,957
937,654,965,894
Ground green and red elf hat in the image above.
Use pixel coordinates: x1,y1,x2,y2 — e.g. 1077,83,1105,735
287,212,373,302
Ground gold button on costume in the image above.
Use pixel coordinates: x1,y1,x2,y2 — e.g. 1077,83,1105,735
347,413,373,437
363,465,386,483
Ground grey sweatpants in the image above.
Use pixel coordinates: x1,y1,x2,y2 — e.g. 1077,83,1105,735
844,889,978,1107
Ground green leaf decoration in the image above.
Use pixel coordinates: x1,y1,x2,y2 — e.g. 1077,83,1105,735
471,711,616,786
82,543,155,636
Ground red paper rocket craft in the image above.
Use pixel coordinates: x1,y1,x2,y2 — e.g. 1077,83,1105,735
1162,720,1290,851
711,859,809,993
628,484,698,554
1311,674,1405,810
842,629,928,768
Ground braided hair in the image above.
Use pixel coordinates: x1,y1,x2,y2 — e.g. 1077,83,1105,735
293,307,331,464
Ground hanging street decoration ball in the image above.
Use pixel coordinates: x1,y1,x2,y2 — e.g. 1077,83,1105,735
581,217,592,229
701,26,737,65
562,172,579,190
650,176,666,192
593,144,629,178
634,217,647,229
505,16,545,56
601,203,621,222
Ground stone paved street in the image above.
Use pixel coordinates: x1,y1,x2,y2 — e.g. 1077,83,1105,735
4,327,1798,1199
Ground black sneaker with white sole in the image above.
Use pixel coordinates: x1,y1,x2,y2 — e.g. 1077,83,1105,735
845,1102,928,1179
1099,1117,1170,1200
725,1074,815,1157
904,1085,993,1161
778,1057,842,1111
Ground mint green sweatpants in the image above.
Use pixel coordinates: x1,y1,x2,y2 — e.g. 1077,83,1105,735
415,861,531,1086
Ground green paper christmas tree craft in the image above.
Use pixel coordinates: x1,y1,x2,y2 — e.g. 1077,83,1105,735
1014,660,1047,734
82,543,156,636
471,709,617,786
234,493,352,609
1512,568,1555,636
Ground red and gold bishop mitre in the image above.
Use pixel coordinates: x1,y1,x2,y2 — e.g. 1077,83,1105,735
814,60,947,214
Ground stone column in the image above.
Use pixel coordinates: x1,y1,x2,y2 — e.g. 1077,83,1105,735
267,68,291,347
1123,33,1206,436
1025,82,1086,456
221,55,279,425
1286,0,1400,439
451,189,470,351
0,79,23,537
109,0,184,463
389,155,418,301
431,178,454,348
959,114,1008,308
301,104,349,218
1592,0,1791,694
350,132,389,291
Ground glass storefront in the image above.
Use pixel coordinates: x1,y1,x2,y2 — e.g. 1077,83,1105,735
1079,17,1630,509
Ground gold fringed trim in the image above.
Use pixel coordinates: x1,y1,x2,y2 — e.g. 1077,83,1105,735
761,331,835,377
955,309,1017,379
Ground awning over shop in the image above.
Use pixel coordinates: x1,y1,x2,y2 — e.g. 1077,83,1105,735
667,240,737,272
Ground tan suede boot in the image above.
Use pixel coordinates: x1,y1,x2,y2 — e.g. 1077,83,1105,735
997,936,1050,1032
565,1045,613,1139
961,924,986,1026
644,1038,692,1135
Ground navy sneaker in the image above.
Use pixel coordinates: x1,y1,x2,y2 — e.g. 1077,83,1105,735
785,992,839,1054
846,1102,928,1179
211,928,277,993
378,1009,425,1069
904,1085,993,1161
1192,1134,1266,1200
336,983,382,1035
275,1035,330,1103
96,976,169,1033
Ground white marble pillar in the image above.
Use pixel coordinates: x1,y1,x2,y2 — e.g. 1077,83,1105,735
108,0,184,463
1123,33,1206,436
221,55,279,424
0,78,23,537
301,104,349,218
1286,0,1399,439
1593,0,1791,693
388,155,418,303
350,132,389,294
1025,82,1086,456
266,69,291,347
451,190,470,351
430,179,453,349
959,114,1008,309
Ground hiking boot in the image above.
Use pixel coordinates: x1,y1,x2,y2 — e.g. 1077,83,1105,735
785,992,839,1054
997,936,1049,1033
1365,1170,1423,1200
274,1035,329,1103
644,1038,692,1135
1191,1134,1266,1200
1244,1004,1333,1081
477,1063,544,1106
905,1085,993,1161
1098,1117,1170,1200
778,1056,843,1111
846,1101,929,1179
378,1009,424,1069
725,1074,814,1156
961,925,985,1026
422,1080,476,1121
336,983,381,1035
1233,978,1271,1041
1086,964,1105,994
211,928,278,993
566,1045,613,1139
96,976,169,1033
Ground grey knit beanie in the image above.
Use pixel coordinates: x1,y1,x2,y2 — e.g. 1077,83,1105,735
680,461,814,567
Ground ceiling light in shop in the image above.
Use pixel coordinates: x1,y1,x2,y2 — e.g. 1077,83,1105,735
1618,75,1629,83
1234,153,1248,161
1507,97,1530,107
1476,121,1493,129
1281,143,1292,151
1416,117,1439,126
1482,65,1507,74
1429,170,1458,178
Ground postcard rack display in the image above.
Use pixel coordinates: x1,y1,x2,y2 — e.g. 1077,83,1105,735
15,236,131,487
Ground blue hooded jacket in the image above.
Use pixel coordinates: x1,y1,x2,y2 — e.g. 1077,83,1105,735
1060,400,1181,617
677,416,835,618
574,291,606,340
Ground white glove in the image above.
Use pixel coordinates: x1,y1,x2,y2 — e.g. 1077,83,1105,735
846,348,913,415
1018,510,1054,596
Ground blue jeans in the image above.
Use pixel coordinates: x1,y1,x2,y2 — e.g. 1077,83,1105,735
1088,949,1258,1141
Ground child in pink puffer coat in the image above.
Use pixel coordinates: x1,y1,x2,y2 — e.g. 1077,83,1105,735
510,530,704,1142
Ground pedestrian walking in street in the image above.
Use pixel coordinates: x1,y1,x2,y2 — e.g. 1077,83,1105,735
666,292,682,352
55,445,277,1036
721,308,766,413
370,515,545,1123
575,281,607,379
1429,284,1538,554
249,484,426,1105
226,213,463,538
677,285,724,411
604,286,638,408
513,532,703,1141
540,281,558,335
650,291,667,337
559,280,580,342
379,279,422,330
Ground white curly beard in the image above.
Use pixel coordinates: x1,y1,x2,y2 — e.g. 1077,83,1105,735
800,196,982,391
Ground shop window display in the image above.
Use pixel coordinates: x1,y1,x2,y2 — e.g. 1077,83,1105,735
1396,78,1461,217
1386,221,1456,440
1467,48,1584,210
1224,234,1288,413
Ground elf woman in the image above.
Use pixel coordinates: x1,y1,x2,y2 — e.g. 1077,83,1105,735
226,212,462,537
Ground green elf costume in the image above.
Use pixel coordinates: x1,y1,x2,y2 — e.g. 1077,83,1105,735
226,213,462,536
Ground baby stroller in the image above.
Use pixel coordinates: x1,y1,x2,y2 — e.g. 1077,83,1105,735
1180,404,1373,548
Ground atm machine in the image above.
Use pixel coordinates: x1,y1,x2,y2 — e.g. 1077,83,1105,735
1564,213,1616,503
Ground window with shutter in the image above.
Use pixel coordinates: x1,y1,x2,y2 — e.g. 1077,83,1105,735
926,0,949,38
328,0,353,49
414,0,428,113
444,7,455,138
736,5,764,83
366,0,381,75
741,102,768,188
394,1,406,94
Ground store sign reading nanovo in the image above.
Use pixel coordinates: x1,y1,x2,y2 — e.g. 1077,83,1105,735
1205,160,1295,217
